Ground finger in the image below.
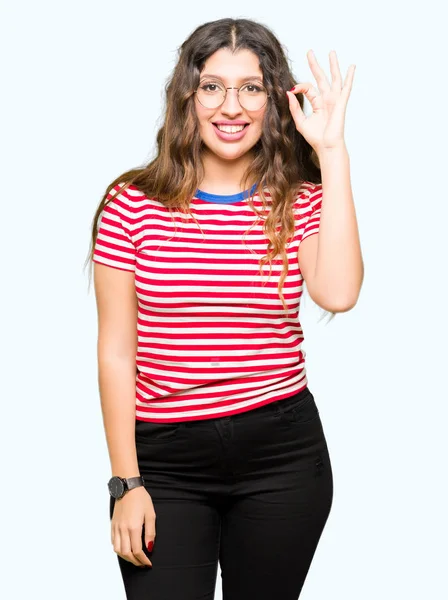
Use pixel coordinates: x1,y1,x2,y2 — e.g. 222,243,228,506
113,528,121,557
342,65,356,97
286,91,307,130
130,526,152,568
119,526,146,567
144,513,156,556
290,81,319,99
334,65,355,112
329,50,343,90
290,83,324,113
307,50,331,92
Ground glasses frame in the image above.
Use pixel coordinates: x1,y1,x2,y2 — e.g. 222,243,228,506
194,82,270,111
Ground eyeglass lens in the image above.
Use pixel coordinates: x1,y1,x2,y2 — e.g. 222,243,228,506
196,81,268,111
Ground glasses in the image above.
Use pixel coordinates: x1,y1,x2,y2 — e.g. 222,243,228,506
194,80,269,111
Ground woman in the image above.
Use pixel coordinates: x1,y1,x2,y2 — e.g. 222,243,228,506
88,17,363,600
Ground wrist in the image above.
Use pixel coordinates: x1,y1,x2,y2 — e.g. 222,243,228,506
108,475,145,499
316,142,348,157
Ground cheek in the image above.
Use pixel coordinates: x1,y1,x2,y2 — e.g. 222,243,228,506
250,115,265,138
194,102,211,128
252,109,266,131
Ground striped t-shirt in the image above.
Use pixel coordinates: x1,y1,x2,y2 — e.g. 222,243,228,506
93,180,322,422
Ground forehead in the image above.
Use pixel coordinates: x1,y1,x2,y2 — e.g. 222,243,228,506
200,48,263,82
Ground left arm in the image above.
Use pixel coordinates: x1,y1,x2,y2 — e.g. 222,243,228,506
299,144,364,312
288,50,363,312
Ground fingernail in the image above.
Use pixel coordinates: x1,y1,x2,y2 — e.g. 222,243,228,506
290,86,296,91
147,540,154,552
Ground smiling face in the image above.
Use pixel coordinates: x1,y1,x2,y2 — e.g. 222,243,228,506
194,47,267,163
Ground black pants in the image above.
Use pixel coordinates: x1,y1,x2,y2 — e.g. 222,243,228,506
109,386,334,599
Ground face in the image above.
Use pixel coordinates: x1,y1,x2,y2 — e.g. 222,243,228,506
194,48,267,162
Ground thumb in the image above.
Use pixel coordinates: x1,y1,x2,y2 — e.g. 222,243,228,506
286,91,306,132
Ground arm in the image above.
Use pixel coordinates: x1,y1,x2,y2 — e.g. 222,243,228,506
298,145,364,312
94,261,140,478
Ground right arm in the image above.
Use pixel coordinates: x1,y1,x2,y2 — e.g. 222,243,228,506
94,261,154,568
94,261,140,479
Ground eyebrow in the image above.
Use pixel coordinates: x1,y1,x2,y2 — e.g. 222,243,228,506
200,73,263,82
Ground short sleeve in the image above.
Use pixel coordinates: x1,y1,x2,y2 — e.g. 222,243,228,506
93,183,136,272
301,183,322,242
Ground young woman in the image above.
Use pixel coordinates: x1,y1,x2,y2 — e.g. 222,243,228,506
88,17,363,600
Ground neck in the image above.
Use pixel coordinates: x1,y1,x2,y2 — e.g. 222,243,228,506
199,149,256,194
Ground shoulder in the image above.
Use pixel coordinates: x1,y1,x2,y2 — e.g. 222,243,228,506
293,181,322,205
306,182,323,211
292,181,323,222
101,182,156,230
106,181,149,209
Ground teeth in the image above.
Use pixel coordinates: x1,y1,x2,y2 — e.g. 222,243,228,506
216,124,246,133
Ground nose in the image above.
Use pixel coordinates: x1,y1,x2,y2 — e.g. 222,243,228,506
220,87,243,116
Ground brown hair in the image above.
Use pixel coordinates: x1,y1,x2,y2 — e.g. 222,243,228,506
85,17,335,322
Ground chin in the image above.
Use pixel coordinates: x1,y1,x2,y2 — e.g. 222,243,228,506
213,148,251,161
202,139,260,161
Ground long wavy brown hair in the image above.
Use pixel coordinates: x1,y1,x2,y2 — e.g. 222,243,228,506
85,17,335,322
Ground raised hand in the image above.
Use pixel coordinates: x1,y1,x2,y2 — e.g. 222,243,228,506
286,50,356,153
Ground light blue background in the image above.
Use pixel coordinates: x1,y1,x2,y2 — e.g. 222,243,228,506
1,0,446,598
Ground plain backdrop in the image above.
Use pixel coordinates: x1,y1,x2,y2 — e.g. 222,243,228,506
1,1,447,598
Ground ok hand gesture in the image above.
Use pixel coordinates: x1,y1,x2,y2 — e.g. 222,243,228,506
286,50,356,153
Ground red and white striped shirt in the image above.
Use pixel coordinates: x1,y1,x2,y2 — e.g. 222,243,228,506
93,181,322,422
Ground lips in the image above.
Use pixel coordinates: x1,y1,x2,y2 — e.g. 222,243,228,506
213,121,250,127
212,122,250,142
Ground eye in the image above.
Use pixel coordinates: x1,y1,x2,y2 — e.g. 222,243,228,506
200,82,224,93
241,83,264,94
